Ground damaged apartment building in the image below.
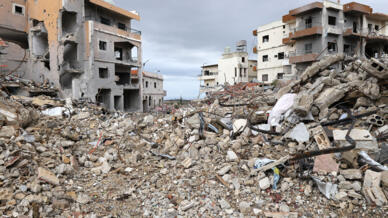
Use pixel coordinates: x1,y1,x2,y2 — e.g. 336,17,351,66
253,0,388,84
0,0,143,112
199,40,257,95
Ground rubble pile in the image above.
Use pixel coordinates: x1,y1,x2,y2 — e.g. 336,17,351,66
0,55,387,217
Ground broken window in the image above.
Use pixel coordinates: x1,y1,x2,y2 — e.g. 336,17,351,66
328,16,336,26
146,81,148,88
328,42,337,53
262,55,269,62
115,72,130,85
13,4,24,15
239,68,242,77
375,25,380,31
114,96,122,111
353,22,358,33
154,82,157,88
305,17,312,29
63,43,78,69
278,52,285,60
262,35,269,43
244,68,247,77
118,23,126,30
115,47,123,60
124,89,139,111
235,68,237,77
344,44,354,55
242,57,245,63
62,11,77,34
99,41,107,51
305,43,312,54
99,68,109,78
277,73,284,80
100,17,111,26
368,24,373,33
96,89,111,109
262,74,268,82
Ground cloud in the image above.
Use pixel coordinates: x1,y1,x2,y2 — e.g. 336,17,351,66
114,0,388,99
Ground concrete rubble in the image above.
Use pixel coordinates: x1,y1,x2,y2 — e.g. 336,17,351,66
0,55,387,217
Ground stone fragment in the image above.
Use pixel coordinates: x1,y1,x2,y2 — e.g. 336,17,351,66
362,170,387,206
0,126,16,138
286,123,309,143
53,199,70,209
279,203,290,213
180,200,194,211
77,193,91,204
259,177,270,190
219,198,231,209
37,167,59,185
239,201,251,214
181,158,193,169
226,150,238,162
217,165,231,176
233,119,247,134
340,169,362,180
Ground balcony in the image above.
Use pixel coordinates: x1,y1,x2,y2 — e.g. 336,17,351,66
289,2,323,16
290,23,322,40
89,0,141,21
343,2,372,15
343,26,388,41
199,72,218,81
93,22,141,41
282,13,296,23
289,50,320,64
282,33,295,44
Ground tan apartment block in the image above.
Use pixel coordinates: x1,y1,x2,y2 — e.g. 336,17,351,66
0,0,143,112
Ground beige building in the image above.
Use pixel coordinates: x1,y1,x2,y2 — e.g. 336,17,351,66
142,71,166,111
0,0,143,112
253,0,388,83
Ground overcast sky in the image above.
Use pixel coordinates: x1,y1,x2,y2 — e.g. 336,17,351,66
113,0,387,99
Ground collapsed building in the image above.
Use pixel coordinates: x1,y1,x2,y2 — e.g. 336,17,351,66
0,0,144,112
253,0,388,84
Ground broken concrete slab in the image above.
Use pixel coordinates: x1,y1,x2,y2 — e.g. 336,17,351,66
362,170,387,206
286,123,310,143
37,167,59,186
340,169,362,180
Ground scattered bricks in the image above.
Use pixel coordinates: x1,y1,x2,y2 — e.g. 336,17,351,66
340,169,362,180
362,170,387,206
312,125,339,173
37,167,59,186
182,158,193,169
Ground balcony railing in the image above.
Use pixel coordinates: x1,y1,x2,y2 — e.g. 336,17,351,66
293,22,322,32
86,16,142,35
289,50,321,57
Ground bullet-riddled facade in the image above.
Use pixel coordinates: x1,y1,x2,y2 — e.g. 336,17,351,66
0,0,143,112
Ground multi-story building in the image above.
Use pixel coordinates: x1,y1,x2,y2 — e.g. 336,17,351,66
142,71,166,112
253,20,295,84
199,41,257,95
0,0,143,112
253,0,388,83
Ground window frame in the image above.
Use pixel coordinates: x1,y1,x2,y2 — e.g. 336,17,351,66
99,40,107,51
12,4,25,16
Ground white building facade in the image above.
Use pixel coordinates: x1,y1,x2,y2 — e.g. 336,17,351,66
142,71,166,112
199,45,257,95
253,20,295,84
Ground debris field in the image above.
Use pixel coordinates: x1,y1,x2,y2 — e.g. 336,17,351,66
0,55,387,217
